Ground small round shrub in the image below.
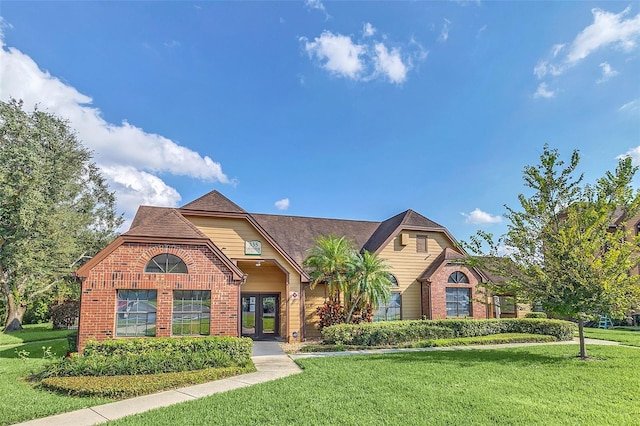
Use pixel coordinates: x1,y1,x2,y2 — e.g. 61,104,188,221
525,312,548,319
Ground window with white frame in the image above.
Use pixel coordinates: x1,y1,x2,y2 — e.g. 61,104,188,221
446,287,471,317
116,290,157,337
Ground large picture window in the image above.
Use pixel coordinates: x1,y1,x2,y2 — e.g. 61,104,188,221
145,254,188,274
373,293,401,322
446,287,471,317
116,290,157,337
172,290,211,336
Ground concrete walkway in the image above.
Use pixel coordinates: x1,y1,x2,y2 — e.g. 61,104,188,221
16,342,301,426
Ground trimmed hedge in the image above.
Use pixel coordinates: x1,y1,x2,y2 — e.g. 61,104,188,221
40,365,256,398
322,321,454,346
411,333,557,348
41,336,253,378
525,312,548,319
321,318,575,346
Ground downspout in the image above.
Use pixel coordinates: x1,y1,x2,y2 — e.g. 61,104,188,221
237,274,247,338
301,281,312,341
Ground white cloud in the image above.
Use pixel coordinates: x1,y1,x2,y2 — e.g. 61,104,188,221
619,99,639,112
373,43,408,84
164,40,180,48
476,24,487,38
598,61,618,82
0,34,232,225
274,198,290,211
302,27,423,84
302,31,365,79
533,82,556,99
305,0,330,19
363,22,376,37
535,7,640,80
618,146,640,166
462,208,503,225
567,7,640,63
438,18,451,43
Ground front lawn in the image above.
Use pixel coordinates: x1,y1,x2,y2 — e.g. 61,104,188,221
582,327,640,347
109,345,640,425
0,339,109,426
0,323,75,346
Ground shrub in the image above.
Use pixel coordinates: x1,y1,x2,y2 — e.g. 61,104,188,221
315,301,347,329
41,336,252,378
321,318,575,346
410,333,556,348
50,300,80,329
322,321,453,345
525,312,548,319
40,365,255,398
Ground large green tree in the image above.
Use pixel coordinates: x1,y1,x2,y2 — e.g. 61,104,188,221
0,99,122,331
303,234,392,327
466,145,640,359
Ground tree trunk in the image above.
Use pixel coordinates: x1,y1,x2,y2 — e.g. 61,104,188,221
577,317,587,360
4,292,27,332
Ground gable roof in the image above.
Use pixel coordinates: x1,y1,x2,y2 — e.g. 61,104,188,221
362,209,446,253
126,207,207,239
251,213,379,266
418,247,466,282
181,190,246,213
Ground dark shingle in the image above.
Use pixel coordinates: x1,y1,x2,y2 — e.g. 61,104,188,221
126,207,207,239
181,190,246,213
251,214,379,266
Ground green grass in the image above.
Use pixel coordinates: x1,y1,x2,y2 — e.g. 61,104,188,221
0,323,75,346
298,333,555,352
0,339,109,426
582,327,640,347
108,345,640,426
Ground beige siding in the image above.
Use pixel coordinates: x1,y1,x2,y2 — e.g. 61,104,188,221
187,216,302,341
379,231,455,320
304,284,327,338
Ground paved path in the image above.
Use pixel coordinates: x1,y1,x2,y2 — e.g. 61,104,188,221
14,337,627,425
15,342,301,426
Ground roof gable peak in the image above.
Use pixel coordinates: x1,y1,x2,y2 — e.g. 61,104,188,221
180,190,246,213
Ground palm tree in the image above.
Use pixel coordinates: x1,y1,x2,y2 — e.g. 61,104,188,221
344,250,392,324
303,235,355,304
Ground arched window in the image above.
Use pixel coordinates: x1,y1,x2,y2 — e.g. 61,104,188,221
145,254,188,274
447,271,469,283
387,274,399,287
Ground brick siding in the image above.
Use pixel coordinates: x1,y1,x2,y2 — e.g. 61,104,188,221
422,263,487,319
77,242,241,352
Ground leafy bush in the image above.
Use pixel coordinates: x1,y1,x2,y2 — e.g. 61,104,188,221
322,321,454,345
321,319,575,346
50,300,80,329
525,312,548,319
41,336,252,378
315,301,347,329
40,365,255,398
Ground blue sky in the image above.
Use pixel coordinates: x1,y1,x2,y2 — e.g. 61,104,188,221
1,1,639,246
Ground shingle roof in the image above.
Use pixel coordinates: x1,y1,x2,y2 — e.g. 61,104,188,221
362,209,445,253
251,214,379,266
418,247,465,281
181,190,246,213
125,207,207,239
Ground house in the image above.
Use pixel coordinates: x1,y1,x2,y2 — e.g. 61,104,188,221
75,191,513,351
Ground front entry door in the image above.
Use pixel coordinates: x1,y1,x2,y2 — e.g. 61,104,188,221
241,294,279,339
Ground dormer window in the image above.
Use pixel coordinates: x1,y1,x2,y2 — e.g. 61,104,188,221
145,254,188,274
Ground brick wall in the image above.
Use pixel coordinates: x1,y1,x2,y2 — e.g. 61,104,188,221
422,263,488,319
77,242,241,352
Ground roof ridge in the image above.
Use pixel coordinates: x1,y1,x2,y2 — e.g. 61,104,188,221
180,190,246,213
